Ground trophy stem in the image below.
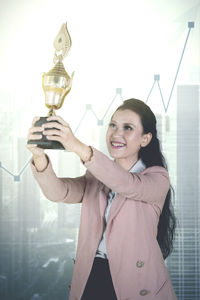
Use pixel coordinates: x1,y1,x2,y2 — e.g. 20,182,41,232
48,107,56,116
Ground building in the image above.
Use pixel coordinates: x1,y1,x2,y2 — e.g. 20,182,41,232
167,85,200,299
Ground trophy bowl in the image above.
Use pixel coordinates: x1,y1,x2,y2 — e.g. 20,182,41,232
43,61,73,116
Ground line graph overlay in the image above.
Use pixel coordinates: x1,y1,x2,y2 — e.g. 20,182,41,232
146,22,195,112
0,22,195,181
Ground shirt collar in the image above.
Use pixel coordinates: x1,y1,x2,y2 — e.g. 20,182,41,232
129,158,146,173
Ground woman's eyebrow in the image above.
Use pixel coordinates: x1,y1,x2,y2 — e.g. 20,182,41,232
123,122,136,128
111,120,137,128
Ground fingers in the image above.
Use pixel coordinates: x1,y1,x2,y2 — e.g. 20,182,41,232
32,116,40,127
27,117,45,157
28,134,43,140
27,116,72,152
42,119,70,136
47,115,69,127
29,126,43,134
45,135,62,142
43,129,65,137
42,122,63,131
27,144,38,149
43,118,71,139
26,143,44,156
27,126,43,140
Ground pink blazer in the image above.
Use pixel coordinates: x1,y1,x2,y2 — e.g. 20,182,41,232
31,148,177,300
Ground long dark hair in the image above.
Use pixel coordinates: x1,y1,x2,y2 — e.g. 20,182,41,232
116,98,176,259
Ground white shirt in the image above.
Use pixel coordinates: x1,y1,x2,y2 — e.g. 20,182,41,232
95,158,146,259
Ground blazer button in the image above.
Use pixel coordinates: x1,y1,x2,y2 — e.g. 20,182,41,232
136,260,144,268
140,289,148,296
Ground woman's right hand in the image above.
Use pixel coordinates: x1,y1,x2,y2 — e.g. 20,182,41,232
26,116,45,158
27,117,49,172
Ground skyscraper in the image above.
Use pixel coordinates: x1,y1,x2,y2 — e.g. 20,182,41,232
167,85,200,299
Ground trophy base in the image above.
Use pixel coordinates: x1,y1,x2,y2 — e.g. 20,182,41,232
27,117,65,150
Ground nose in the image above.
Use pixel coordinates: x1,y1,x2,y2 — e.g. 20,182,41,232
112,126,123,137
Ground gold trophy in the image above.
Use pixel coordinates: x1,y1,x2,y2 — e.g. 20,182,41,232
28,22,74,149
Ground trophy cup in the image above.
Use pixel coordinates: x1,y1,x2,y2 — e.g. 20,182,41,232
28,22,74,149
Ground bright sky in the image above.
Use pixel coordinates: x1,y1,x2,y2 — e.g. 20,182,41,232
0,0,199,137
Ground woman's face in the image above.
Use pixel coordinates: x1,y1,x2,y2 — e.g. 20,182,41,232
106,109,150,170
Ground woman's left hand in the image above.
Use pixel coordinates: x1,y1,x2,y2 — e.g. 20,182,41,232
42,115,79,152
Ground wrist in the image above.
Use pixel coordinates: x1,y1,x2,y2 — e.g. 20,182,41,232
33,154,49,172
32,153,46,162
82,145,93,163
74,140,93,162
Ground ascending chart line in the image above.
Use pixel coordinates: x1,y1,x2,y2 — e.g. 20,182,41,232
146,22,194,112
0,89,123,181
74,91,123,134
0,22,195,181
0,158,32,182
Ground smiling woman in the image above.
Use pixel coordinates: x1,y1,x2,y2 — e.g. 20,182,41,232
0,1,199,299
27,98,177,300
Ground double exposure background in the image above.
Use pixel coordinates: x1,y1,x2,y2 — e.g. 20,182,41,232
0,0,200,299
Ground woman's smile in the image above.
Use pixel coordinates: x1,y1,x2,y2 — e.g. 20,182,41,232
110,141,126,149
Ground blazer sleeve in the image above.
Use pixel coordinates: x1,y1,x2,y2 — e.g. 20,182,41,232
84,147,170,205
30,156,86,203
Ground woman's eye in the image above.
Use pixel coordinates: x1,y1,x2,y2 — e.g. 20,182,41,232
109,123,116,128
124,125,132,131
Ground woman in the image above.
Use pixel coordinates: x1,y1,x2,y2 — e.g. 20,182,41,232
27,99,177,300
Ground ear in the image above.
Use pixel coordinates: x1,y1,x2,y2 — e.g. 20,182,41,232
141,132,152,148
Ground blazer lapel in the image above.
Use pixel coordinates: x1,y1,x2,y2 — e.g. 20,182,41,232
98,182,109,218
98,182,126,225
107,194,126,225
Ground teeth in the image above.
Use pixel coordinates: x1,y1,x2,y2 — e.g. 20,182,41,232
111,142,125,147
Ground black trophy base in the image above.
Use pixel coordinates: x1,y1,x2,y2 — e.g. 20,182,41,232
27,117,65,150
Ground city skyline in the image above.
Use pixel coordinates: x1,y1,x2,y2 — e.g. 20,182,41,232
0,84,200,299
0,1,199,299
